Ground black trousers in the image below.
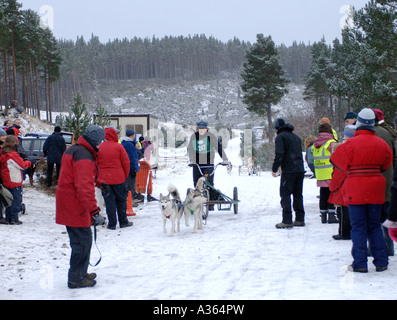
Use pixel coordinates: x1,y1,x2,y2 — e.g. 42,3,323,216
319,187,335,212
66,226,92,284
47,162,61,187
280,172,305,224
337,206,351,238
102,182,128,228
193,165,220,200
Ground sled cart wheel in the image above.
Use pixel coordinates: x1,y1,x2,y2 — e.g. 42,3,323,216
202,189,210,221
233,187,238,215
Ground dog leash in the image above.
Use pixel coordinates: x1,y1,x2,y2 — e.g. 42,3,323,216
89,225,102,267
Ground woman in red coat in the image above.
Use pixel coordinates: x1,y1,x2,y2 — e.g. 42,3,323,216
331,109,393,273
56,125,106,289
97,127,131,230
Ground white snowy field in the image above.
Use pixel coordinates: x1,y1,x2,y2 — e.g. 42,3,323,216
1,137,397,301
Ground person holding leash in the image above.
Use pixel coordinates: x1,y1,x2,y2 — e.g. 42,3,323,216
187,121,229,209
56,125,106,289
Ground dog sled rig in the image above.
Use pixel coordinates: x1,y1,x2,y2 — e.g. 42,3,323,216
187,163,240,221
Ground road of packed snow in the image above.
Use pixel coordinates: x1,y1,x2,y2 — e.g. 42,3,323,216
1,136,397,300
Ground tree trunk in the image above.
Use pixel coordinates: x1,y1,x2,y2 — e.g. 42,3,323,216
267,103,273,143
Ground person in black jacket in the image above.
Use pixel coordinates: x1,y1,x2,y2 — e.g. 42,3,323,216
187,121,229,207
272,118,306,229
43,126,66,187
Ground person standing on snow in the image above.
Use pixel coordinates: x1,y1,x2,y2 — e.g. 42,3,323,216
121,129,141,203
271,118,305,229
313,123,338,224
56,125,106,289
1,135,32,225
328,125,356,241
97,127,132,230
331,108,393,273
43,126,66,187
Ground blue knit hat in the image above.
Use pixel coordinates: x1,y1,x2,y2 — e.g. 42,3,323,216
126,129,136,137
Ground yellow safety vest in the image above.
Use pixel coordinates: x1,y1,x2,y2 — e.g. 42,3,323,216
313,139,336,181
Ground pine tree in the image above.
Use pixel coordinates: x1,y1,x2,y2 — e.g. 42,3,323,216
348,0,397,120
94,103,110,128
64,93,92,140
303,38,333,118
241,34,289,142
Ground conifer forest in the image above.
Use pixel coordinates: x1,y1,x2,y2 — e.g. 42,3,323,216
0,0,396,128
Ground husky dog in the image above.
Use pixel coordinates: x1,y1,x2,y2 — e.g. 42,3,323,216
159,184,184,236
184,177,208,233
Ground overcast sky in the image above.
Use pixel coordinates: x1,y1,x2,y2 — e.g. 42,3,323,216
20,0,369,45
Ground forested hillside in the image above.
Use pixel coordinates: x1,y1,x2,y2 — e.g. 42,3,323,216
0,0,395,131
53,35,312,115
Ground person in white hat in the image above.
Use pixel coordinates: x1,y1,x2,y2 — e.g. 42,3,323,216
331,108,393,273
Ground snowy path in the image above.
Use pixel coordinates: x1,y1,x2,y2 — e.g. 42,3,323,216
1,136,397,300
1,166,397,300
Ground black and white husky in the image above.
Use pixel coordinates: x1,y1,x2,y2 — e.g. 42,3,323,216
183,177,208,233
159,184,184,236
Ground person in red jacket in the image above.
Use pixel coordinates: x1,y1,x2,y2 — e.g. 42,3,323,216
56,125,106,289
97,127,132,230
331,108,393,273
1,135,32,225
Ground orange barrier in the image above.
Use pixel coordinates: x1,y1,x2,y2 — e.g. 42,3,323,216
126,191,136,216
136,161,153,195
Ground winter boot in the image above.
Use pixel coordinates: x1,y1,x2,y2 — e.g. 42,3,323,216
275,222,294,229
320,210,327,224
120,221,133,228
327,210,339,224
86,273,97,280
68,278,97,289
347,265,368,273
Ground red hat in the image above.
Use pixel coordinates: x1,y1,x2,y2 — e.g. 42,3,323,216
372,109,384,122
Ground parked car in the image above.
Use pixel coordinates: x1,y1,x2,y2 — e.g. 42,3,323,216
19,135,48,162
20,131,74,162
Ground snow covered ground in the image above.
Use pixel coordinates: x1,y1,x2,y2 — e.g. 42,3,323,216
1,136,397,300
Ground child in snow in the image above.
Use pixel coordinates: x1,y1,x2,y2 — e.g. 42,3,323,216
1,135,32,224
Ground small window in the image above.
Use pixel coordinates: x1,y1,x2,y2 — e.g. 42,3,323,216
21,140,31,151
32,139,42,152
125,124,143,139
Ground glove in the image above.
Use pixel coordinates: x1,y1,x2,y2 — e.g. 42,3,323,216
93,213,106,226
100,183,111,197
389,228,397,242
221,160,230,166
